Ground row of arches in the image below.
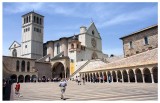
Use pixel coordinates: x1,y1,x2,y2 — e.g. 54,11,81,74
80,67,158,83
10,74,37,83
16,60,30,72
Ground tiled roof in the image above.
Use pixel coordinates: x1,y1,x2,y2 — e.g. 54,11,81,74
80,48,157,72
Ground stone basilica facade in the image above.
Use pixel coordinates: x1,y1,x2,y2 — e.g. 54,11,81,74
3,11,158,83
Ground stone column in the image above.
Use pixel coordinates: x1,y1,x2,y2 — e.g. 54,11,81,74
115,71,118,83
142,74,145,83
150,71,154,83
102,72,104,83
133,69,137,83
126,70,130,83
110,71,113,83
121,70,124,83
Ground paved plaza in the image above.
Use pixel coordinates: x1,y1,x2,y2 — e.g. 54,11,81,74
10,81,158,101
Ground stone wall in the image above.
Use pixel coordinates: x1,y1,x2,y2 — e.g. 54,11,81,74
122,26,158,57
35,62,52,78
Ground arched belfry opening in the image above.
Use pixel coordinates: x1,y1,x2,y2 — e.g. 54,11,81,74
52,62,65,79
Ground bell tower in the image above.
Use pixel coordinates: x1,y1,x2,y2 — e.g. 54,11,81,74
21,11,44,59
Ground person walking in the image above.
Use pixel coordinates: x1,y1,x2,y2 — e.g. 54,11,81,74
59,78,67,100
77,76,81,85
15,82,22,97
82,77,85,85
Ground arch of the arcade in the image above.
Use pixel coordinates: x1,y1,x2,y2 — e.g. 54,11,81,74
80,64,158,83
10,72,38,83
50,58,70,79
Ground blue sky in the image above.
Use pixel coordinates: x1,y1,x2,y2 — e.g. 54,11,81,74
3,2,158,56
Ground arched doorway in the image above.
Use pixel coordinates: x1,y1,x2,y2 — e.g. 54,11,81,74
117,70,122,82
129,69,135,82
42,75,46,82
96,72,99,82
135,69,143,83
107,71,111,82
122,70,128,82
152,67,158,83
112,71,117,82
25,75,30,82
32,75,37,82
143,68,152,83
18,75,24,83
103,72,107,82
52,62,65,79
10,74,17,83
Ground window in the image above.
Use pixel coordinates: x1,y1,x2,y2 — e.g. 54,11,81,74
21,60,25,72
25,45,27,48
24,18,25,24
27,61,30,72
40,18,42,25
26,17,28,23
26,28,27,32
144,36,149,45
12,49,17,57
16,60,19,72
92,30,95,35
34,27,36,31
39,29,41,33
24,29,25,32
77,44,79,48
37,17,39,24
81,59,83,61
129,41,133,49
71,44,74,49
34,16,36,23
28,27,30,31
57,43,60,54
29,16,31,22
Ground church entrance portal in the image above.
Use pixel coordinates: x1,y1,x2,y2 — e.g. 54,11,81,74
52,62,65,79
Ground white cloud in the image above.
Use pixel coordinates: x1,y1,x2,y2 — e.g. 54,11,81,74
4,3,44,14
97,5,157,28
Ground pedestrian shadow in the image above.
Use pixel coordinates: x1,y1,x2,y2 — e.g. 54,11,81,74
63,98,70,100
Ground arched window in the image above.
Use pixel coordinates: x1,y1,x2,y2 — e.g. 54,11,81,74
29,16,31,22
16,60,19,72
71,44,74,49
40,18,42,25
57,43,60,54
12,49,17,57
24,18,25,24
21,60,25,72
27,61,30,72
26,17,28,23
77,44,79,49
37,17,39,24
34,16,36,22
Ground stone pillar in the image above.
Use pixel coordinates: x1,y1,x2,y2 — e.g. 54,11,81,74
126,70,130,83
111,71,113,83
102,72,104,83
142,74,145,83
151,72,154,83
121,70,124,83
115,71,118,83
105,71,108,82
19,61,21,72
133,69,137,83
86,73,88,82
